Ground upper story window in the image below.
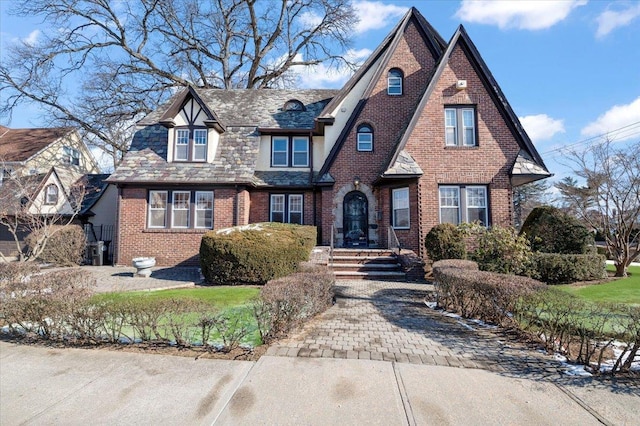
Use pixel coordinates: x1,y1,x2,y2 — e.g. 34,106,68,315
357,124,373,152
387,68,403,95
445,107,477,147
283,99,305,111
174,128,208,162
45,184,59,205
439,185,487,226
63,146,80,166
271,136,309,168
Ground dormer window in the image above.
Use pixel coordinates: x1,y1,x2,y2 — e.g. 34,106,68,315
271,136,309,167
45,184,58,205
174,128,208,162
283,99,305,112
63,146,80,166
387,69,403,95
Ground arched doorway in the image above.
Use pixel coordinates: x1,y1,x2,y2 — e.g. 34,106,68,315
343,191,368,247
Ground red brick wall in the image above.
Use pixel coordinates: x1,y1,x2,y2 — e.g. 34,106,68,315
323,18,436,245
116,187,236,266
404,44,519,256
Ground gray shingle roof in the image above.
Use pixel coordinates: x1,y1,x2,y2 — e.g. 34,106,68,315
382,150,423,177
110,89,337,185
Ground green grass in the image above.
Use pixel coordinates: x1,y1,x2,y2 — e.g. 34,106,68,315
91,286,262,346
92,286,260,308
557,265,640,305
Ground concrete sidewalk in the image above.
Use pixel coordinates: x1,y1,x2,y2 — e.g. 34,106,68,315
2,342,638,425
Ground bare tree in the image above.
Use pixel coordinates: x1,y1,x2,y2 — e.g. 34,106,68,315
0,0,357,168
513,180,550,229
556,139,640,277
0,166,87,262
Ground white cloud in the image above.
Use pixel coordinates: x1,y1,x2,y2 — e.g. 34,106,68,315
22,29,41,46
353,1,408,34
295,48,372,89
595,3,640,38
520,114,565,143
455,0,587,30
581,97,640,141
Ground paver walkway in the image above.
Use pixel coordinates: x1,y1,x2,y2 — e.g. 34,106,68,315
268,280,562,378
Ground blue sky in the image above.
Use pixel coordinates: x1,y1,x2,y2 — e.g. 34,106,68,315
1,0,639,184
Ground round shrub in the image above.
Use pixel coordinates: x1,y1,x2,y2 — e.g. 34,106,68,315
520,206,594,254
199,223,317,285
531,252,607,284
471,226,534,276
26,225,87,266
424,223,466,262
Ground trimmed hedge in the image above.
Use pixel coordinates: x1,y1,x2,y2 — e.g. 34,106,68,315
432,259,478,272
531,252,607,284
424,223,466,261
520,206,594,254
199,223,317,285
433,265,545,325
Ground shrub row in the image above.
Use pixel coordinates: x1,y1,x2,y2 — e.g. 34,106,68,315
515,289,640,374
0,269,250,350
432,263,545,326
531,253,607,284
253,264,335,343
200,223,317,285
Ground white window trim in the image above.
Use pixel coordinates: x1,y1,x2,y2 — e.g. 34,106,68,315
291,137,309,167
148,190,168,228
175,129,190,161
387,69,403,95
270,194,285,221
193,129,208,161
465,185,488,225
195,191,214,229
45,184,59,205
288,194,304,224
271,137,289,167
171,191,191,228
444,107,477,147
392,187,410,229
439,185,488,225
357,126,373,152
439,186,461,225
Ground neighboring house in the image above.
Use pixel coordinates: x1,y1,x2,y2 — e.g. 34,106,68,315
0,126,106,258
80,173,117,264
108,7,550,266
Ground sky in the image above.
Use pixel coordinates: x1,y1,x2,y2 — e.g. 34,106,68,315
1,0,639,185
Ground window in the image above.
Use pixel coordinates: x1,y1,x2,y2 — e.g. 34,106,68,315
148,191,168,228
63,146,80,166
388,69,403,95
439,185,488,226
270,194,303,224
283,99,305,111
357,124,373,152
392,188,410,229
171,191,190,228
271,136,309,167
195,191,214,229
148,190,213,229
174,128,207,162
45,184,59,205
444,107,476,146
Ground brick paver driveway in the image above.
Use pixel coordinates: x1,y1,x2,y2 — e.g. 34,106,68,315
268,280,562,378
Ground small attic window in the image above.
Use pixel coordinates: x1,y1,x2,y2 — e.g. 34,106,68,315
283,99,306,112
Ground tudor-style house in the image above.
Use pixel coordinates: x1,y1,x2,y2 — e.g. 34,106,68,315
107,7,550,266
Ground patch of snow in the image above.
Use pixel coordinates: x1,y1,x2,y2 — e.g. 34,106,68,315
216,223,265,235
424,301,437,309
457,320,474,330
554,354,593,376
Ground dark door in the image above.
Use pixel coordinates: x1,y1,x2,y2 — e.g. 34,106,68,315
343,191,368,247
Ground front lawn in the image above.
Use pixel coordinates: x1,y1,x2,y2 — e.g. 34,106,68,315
557,264,640,305
91,286,262,346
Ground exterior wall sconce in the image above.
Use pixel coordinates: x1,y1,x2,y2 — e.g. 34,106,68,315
353,177,360,190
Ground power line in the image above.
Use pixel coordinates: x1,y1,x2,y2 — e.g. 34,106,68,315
541,120,640,155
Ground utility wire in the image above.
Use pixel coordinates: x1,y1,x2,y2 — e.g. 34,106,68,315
541,120,640,155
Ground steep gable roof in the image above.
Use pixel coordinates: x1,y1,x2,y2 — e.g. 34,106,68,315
316,7,445,181
384,25,550,179
0,126,74,162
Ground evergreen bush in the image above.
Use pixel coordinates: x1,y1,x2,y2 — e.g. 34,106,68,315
531,252,607,284
520,206,594,254
424,223,466,262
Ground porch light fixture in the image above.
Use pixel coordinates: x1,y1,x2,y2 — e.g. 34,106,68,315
353,177,360,190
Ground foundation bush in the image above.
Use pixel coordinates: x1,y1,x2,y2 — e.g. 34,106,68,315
26,225,87,266
424,223,466,262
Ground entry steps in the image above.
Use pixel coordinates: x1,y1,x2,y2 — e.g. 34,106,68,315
328,248,406,281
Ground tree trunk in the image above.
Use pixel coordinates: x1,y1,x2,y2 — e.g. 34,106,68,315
614,262,628,277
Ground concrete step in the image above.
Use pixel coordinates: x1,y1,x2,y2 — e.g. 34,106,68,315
330,263,401,272
330,255,397,264
331,249,394,257
333,270,407,281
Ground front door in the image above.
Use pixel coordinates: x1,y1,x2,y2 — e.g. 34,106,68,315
343,191,368,247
